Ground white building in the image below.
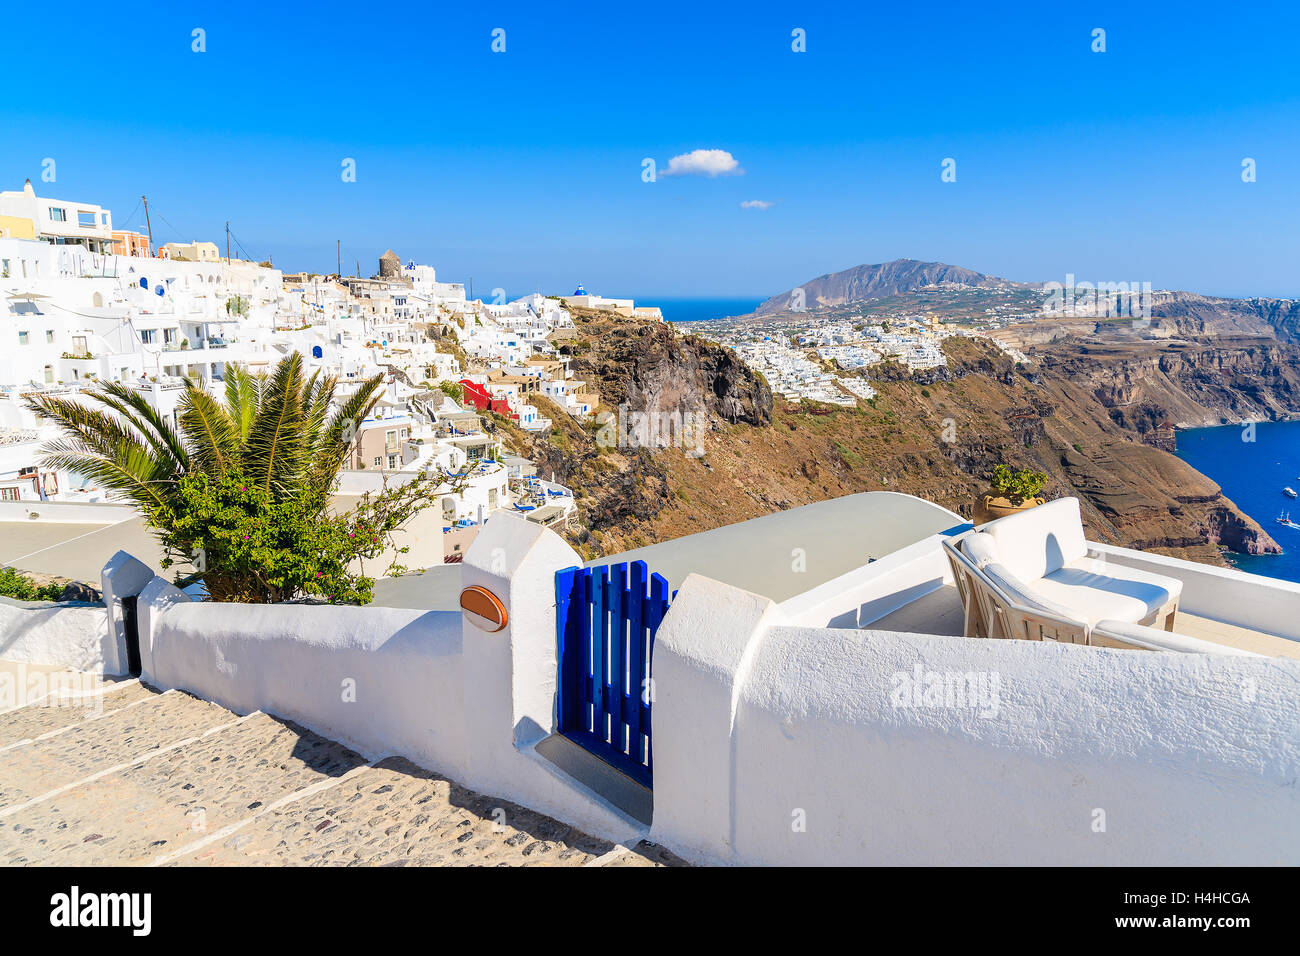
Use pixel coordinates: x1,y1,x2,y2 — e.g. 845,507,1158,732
0,180,113,254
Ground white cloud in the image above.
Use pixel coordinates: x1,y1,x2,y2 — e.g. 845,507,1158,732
740,199,773,210
661,149,743,177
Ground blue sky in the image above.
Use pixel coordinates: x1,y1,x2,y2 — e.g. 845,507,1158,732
3,1,1298,298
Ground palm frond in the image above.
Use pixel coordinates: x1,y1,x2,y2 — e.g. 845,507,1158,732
37,437,175,515
23,392,177,478
242,351,309,499
179,383,239,475
222,365,260,442
303,369,337,450
89,380,190,472
307,373,384,498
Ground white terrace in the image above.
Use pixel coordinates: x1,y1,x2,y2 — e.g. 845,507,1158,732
2,491,1298,866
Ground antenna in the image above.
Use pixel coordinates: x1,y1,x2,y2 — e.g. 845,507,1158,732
142,195,154,253
225,221,231,264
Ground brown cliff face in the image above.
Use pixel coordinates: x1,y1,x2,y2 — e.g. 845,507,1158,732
493,308,771,555
1041,340,1300,429
1147,292,1300,343
559,308,772,427
499,311,1284,564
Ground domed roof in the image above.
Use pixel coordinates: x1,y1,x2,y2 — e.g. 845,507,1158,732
573,285,587,296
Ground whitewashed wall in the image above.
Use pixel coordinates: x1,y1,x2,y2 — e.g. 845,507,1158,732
131,514,645,846
0,597,114,673
0,500,136,523
8,505,1298,866
649,573,1300,866
145,598,472,780
778,531,957,628
1097,542,1300,642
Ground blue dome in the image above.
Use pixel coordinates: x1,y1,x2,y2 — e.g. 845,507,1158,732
573,285,587,296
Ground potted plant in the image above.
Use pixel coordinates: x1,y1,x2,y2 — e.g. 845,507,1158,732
973,464,1048,524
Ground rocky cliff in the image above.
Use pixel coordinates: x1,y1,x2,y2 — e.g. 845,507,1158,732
495,308,772,553
499,308,1284,564
560,307,772,427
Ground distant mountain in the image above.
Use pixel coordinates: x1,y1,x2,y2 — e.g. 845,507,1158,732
754,258,1029,315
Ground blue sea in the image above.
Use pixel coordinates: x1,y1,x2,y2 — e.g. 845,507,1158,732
1176,420,1300,583
634,297,763,323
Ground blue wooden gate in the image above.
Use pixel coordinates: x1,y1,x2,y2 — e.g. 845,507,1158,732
555,561,672,788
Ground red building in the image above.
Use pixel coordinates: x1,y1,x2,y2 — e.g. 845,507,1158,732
459,379,514,418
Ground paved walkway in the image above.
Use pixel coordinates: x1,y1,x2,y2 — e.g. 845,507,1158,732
0,670,679,867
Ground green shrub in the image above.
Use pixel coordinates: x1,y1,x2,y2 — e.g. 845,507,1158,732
25,354,455,605
0,567,63,602
990,464,1048,504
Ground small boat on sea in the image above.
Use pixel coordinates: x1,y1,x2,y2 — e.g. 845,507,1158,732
1278,511,1300,530
1286,487,1298,499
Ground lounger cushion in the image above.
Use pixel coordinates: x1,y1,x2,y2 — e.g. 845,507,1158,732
980,497,1088,582
981,562,1089,627
1093,619,1261,657
1030,557,1181,626
960,532,1001,568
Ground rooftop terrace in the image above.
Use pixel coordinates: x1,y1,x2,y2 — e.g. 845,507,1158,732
2,492,1297,866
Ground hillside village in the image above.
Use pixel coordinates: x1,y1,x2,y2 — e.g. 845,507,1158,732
694,309,1029,406
1,177,1288,582
0,180,669,566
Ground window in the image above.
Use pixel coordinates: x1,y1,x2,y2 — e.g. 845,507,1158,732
163,329,175,344
387,454,398,469
373,457,381,467
140,330,156,344
18,332,28,345
46,330,54,344
0,488,19,502
78,211,97,228
43,365,53,384
48,207,66,222
72,336,86,353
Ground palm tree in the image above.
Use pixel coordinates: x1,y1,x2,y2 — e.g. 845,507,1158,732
22,353,407,601
24,353,381,515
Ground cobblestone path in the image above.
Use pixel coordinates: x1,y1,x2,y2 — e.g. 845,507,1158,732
0,675,679,867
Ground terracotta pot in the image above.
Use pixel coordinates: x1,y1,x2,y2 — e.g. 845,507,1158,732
972,493,1045,526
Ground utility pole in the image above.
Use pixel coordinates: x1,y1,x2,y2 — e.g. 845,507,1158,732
337,240,341,278
142,195,154,254
225,221,231,264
